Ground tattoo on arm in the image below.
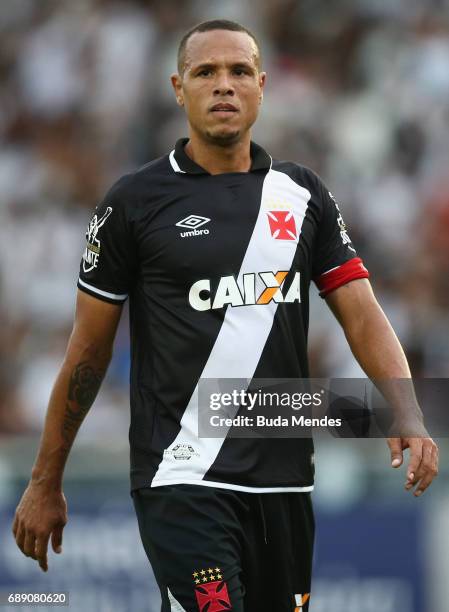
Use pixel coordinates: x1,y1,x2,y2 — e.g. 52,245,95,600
61,362,105,449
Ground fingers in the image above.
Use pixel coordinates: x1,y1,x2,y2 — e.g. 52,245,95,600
405,438,439,497
51,525,64,554
14,524,60,572
12,486,67,572
23,530,37,559
16,529,51,571
412,443,439,497
405,440,423,483
387,438,403,467
35,533,50,572
15,526,26,554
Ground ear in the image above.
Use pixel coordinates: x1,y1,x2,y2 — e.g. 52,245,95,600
171,73,184,106
259,71,267,104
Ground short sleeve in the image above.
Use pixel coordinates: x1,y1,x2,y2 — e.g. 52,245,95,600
312,176,369,298
77,177,137,304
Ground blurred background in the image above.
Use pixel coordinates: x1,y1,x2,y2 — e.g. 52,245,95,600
0,0,448,610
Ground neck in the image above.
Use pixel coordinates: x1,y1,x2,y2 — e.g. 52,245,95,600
185,131,252,175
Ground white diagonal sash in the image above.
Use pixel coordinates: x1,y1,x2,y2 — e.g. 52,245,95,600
152,170,311,486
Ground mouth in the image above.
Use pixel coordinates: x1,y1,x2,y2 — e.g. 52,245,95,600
210,103,238,114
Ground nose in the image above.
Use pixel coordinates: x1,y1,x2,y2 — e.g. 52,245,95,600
213,72,235,96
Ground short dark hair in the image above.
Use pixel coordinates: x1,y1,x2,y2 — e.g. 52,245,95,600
177,19,261,74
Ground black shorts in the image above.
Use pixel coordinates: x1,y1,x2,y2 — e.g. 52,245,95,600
132,484,314,612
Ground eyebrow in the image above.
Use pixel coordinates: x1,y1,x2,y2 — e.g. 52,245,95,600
190,61,256,72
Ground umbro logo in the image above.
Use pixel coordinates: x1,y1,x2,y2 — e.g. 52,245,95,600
176,214,211,238
176,215,210,229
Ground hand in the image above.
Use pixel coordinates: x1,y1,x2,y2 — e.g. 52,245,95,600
387,435,439,497
12,481,68,572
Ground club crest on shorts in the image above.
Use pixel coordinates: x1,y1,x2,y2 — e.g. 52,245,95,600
192,567,231,611
82,206,113,273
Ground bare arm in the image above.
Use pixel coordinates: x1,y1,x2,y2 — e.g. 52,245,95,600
325,278,438,496
13,290,123,570
31,290,122,485
325,278,421,416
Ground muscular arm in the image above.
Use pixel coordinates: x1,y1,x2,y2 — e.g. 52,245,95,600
325,278,421,417
325,278,438,495
13,290,123,570
31,290,122,486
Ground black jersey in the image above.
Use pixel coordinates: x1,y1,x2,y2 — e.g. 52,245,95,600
77,139,369,493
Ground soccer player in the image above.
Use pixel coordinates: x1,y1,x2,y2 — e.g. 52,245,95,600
12,19,438,612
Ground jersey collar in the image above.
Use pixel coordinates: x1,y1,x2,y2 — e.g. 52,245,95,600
170,138,272,175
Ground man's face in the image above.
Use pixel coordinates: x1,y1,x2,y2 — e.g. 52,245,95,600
172,30,266,146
